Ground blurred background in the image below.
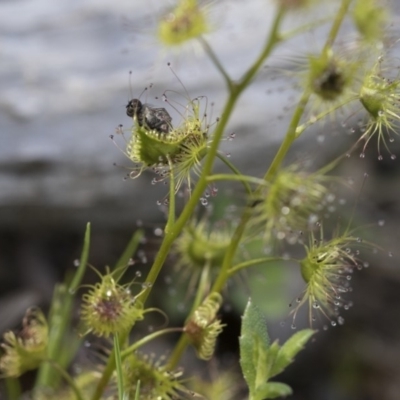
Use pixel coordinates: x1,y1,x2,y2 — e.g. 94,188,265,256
1,0,400,399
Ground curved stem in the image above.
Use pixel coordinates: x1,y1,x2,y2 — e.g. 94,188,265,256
264,91,311,182
121,328,183,359
264,0,352,183
199,37,234,91
216,152,253,194
322,0,352,55
44,359,84,400
228,257,285,276
206,173,268,188
236,6,285,92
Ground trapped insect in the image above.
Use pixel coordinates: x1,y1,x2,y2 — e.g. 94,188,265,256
126,99,173,134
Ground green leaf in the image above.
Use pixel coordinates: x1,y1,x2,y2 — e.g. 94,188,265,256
113,334,124,400
239,299,270,393
36,223,91,388
253,382,293,400
270,329,315,378
264,341,280,378
113,229,144,282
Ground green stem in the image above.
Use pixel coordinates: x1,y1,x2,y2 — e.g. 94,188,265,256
114,334,124,400
236,6,285,92
295,97,355,138
141,3,284,308
322,0,352,55
165,156,176,234
199,37,234,91
113,229,144,282
90,331,128,400
4,378,21,400
216,152,253,194
265,0,352,182
280,16,333,41
165,6,285,369
264,91,311,181
36,224,90,388
170,0,353,366
228,257,284,276
134,381,141,400
206,173,269,187
121,328,183,358
44,359,85,400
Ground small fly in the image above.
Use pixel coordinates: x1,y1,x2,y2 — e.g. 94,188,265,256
126,99,173,134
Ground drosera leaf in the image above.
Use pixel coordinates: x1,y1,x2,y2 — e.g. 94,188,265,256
239,299,270,394
254,382,293,400
134,380,140,400
269,329,315,379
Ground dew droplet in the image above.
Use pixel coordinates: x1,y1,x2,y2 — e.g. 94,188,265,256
388,251,393,257
281,206,290,215
378,219,385,226
338,316,345,325
154,227,163,237
73,259,80,267
378,155,383,161
391,154,397,160
359,153,365,159
291,323,296,330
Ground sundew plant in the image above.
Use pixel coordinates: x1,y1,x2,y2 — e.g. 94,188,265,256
0,0,397,399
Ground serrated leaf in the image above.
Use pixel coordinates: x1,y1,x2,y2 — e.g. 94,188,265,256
239,299,270,393
270,329,315,378
254,382,293,400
